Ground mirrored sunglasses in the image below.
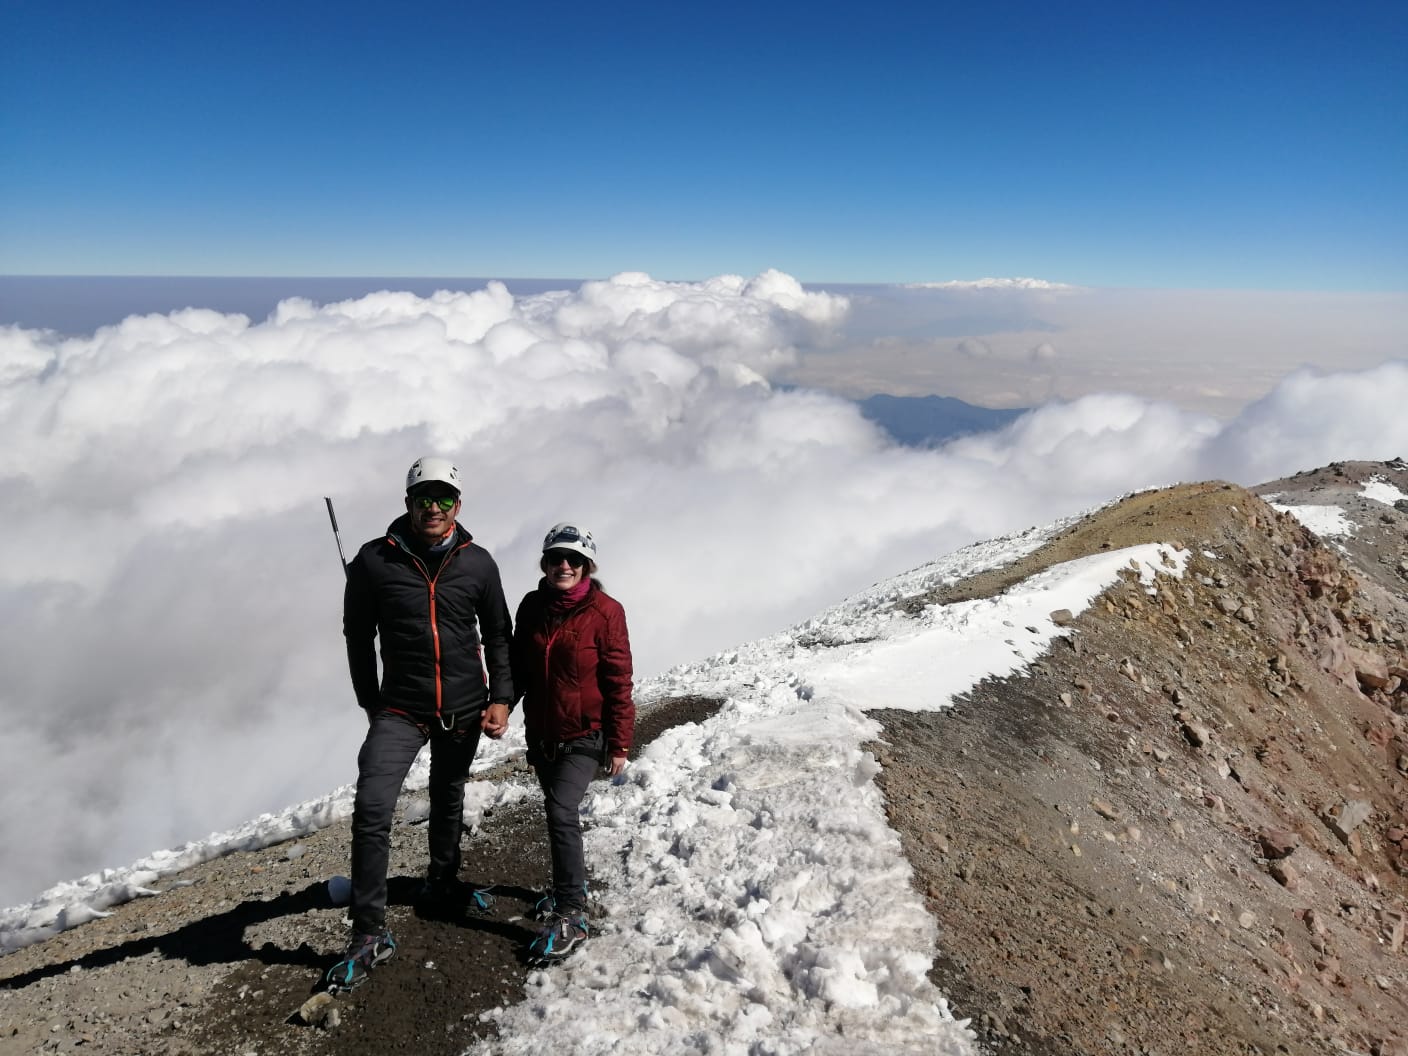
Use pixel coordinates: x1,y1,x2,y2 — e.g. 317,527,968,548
413,495,457,512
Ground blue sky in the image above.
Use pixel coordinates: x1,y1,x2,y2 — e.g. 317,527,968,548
2,0,1404,289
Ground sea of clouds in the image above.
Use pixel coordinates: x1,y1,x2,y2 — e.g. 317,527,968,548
1,268,1405,906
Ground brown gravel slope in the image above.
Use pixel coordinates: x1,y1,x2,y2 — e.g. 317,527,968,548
872,466,1408,1056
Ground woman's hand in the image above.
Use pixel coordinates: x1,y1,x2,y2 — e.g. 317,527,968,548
481,702,510,739
606,754,628,777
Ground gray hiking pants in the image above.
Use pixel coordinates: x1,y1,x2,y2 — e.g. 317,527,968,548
530,731,603,915
350,710,482,934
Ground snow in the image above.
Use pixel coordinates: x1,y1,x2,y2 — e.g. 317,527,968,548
1361,476,1408,507
1266,476,1405,545
1269,503,1355,539
471,539,1187,1055
0,519,1195,1055
803,547,1184,713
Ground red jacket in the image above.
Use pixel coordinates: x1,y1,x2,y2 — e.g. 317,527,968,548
511,581,635,757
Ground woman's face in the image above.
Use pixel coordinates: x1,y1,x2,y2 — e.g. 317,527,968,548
543,549,587,591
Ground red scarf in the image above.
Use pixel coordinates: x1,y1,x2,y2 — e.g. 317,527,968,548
543,576,592,617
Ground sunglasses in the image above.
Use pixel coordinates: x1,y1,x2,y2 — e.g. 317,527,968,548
544,550,587,568
413,495,457,512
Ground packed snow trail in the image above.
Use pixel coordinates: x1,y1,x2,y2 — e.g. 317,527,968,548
475,533,1190,1055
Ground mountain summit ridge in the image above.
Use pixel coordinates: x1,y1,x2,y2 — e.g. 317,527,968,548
875,468,1408,1056
2,463,1406,1056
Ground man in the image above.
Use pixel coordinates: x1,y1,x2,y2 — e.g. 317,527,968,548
327,455,514,990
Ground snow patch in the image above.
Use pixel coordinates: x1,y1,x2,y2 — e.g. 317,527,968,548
477,539,1188,1055
1270,503,1355,539
1361,476,1408,507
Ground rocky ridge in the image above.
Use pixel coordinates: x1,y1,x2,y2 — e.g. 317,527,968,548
874,461,1408,1055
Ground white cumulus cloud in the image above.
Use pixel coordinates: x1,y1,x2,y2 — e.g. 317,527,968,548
1,270,1404,906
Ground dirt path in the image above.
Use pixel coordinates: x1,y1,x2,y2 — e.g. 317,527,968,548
0,695,721,1056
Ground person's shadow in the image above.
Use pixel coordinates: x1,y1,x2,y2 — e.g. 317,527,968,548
409,877,542,946
1,875,547,992
0,882,337,990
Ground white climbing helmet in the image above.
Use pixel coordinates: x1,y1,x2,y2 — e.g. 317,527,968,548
541,522,597,563
405,456,462,494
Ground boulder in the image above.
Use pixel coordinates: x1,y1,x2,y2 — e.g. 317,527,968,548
1257,828,1300,860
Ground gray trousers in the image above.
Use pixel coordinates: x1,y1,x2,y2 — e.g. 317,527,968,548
350,710,482,934
530,732,603,915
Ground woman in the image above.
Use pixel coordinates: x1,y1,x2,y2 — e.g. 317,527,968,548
511,522,635,962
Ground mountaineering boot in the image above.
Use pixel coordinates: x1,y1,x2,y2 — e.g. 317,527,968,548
531,892,557,922
324,929,396,991
532,882,589,922
527,913,589,964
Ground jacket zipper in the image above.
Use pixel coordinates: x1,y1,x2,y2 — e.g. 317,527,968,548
427,571,442,720
391,535,472,727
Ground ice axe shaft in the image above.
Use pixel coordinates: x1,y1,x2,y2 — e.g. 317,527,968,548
325,497,348,577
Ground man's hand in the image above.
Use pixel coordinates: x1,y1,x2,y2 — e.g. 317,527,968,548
606,754,628,777
481,702,510,739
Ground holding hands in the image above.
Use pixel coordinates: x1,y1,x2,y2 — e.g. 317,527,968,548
481,702,510,739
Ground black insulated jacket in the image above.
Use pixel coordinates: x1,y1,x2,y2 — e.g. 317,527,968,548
343,515,514,727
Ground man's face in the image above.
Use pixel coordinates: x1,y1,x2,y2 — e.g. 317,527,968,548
405,488,461,545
